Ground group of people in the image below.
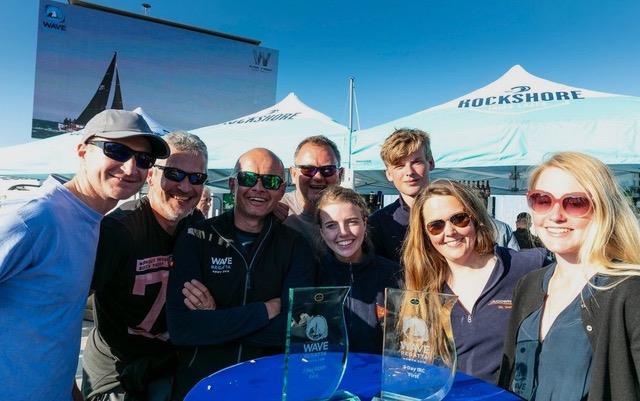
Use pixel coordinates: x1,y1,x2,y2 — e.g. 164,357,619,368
1,109,639,401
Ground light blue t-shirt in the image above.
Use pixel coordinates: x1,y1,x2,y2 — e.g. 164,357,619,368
0,176,102,401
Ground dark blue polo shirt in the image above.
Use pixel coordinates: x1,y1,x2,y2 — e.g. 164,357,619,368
368,197,409,262
443,246,549,383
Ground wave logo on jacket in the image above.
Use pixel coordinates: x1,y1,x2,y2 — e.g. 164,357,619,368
210,257,232,274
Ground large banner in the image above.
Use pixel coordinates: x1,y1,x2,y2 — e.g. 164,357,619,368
32,0,278,138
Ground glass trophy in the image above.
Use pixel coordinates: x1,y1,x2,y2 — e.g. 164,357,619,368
282,286,352,401
378,289,458,401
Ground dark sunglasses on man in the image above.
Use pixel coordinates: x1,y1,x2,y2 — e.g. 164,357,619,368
155,165,208,185
295,164,339,178
235,171,284,191
87,140,156,169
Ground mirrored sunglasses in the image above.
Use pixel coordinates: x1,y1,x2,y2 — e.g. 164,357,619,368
236,171,284,191
527,190,592,217
88,140,156,169
155,165,208,185
426,212,472,235
296,164,338,178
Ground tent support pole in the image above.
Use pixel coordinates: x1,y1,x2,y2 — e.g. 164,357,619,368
348,77,354,169
510,166,520,192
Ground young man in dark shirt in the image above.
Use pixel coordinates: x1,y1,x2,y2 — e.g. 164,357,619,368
368,129,519,262
166,148,316,400
368,129,435,261
82,131,208,401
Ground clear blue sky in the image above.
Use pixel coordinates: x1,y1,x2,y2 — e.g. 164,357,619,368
2,0,639,146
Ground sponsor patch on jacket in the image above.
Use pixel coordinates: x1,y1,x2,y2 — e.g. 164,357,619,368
136,255,172,272
488,299,512,309
188,227,207,240
210,256,232,274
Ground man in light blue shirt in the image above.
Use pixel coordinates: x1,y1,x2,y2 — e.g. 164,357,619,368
0,110,169,401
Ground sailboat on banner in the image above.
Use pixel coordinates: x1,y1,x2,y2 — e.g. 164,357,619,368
58,52,124,132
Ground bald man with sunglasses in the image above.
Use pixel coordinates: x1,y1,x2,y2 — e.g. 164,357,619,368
82,131,208,401
166,147,316,400
0,109,169,401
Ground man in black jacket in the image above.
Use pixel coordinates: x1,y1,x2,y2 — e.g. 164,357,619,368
167,148,316,400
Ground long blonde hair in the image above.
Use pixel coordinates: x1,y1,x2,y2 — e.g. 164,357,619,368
529,152,640,276
402,180,496,293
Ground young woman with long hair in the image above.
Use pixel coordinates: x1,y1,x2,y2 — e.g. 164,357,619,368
498,152,640,401
402,180,547,383
315,185,399,354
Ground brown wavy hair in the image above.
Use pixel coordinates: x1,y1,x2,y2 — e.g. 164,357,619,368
402,180,496,293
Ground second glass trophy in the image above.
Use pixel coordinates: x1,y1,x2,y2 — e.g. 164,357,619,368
379,288,458,401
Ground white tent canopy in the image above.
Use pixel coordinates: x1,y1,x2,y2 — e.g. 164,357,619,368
2,70,638,196
352,65,640,194
192,92,349,188
0,107,169,177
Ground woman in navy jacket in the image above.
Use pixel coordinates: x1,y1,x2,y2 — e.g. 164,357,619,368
315,186,399,354
402,180,548,383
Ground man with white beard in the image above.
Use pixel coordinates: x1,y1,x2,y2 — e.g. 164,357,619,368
82,131,208,401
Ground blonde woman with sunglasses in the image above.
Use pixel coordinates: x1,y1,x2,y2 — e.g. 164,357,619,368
402,180,548,383
498,152,640,401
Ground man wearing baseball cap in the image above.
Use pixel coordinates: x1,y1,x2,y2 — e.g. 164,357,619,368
0,109,168,401
82,131,208,401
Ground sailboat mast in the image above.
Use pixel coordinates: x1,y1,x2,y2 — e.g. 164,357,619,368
348,77,355,169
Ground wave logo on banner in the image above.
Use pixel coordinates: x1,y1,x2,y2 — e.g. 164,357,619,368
43,4,66,31
458,85,585,109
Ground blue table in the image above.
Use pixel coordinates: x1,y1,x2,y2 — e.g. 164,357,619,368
185,353,519,401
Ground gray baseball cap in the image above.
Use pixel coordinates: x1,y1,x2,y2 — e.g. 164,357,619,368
81,109,170,159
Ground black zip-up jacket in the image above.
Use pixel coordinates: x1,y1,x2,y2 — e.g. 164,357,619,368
498,266,640,401
318,250,400,354
166,211,316,400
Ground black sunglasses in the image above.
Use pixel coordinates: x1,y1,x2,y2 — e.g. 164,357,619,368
87,140,156,169
235,171,284,191
296,164,338,178
155,165,208,185
426,212,472,235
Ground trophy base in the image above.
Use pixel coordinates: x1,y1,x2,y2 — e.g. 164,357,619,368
329,390,361,400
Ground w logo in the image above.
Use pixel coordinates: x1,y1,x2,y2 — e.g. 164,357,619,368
253,51,271,67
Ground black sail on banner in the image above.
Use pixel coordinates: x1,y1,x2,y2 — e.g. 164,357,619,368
111,68,123,110
75,52,117,125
